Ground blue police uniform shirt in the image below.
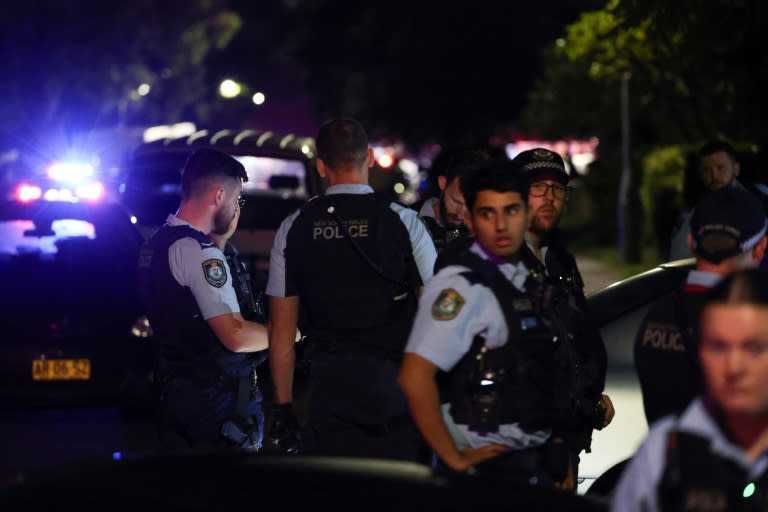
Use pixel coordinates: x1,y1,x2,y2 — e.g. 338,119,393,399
404,241,551,450
266,184,437,298
610,398,768,512
165,214,241,319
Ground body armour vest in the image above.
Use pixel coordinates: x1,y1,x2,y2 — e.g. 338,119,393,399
420,214,468,254
137,224,252,382
447,249,599,433
635,288,705,425
659,430,768,512
284,193,420,360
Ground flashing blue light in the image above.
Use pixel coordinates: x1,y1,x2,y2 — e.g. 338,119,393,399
112,451,122,461
47,161,95,184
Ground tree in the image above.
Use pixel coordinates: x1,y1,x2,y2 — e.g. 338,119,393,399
0,0,242,150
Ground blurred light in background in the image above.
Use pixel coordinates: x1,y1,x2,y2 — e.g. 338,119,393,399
219,79,242,98
252,92,266,105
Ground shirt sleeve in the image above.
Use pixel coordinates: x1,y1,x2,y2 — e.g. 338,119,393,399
390,202,437,282
609,417,675,512
168,237,240,320
266,210,301,298
404,267,508,371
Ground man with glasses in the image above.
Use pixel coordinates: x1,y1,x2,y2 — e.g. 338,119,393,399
511,148,614,490
137,148,269,451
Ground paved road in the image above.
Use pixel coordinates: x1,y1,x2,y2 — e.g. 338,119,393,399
574,255,623,296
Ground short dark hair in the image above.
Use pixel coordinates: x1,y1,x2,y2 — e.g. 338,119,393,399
441,147,493,184
460,159,528,212
181,148,247,199
316,118,369,168
698,140,738,162
704,268,768,307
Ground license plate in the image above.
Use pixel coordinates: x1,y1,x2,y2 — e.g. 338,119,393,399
32,359,91,381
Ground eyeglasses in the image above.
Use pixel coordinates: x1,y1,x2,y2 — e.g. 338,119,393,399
529,182,567,200
237,196,246,208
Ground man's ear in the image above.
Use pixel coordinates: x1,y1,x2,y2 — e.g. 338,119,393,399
437,175,447,192
316,158,328,179
734,161,741,177
752,236,767,263
367,147,374,168
213,186,225,206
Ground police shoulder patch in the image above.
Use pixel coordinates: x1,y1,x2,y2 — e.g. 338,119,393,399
202,258,228,288
432,288,465,321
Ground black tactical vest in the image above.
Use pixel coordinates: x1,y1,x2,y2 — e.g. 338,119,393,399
420,214,468,254
447,249,597,433
659,430,768,512
137,224,252,382
284,193,421,360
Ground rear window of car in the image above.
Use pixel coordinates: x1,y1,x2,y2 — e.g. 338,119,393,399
0,201,143,307
121,150,313,232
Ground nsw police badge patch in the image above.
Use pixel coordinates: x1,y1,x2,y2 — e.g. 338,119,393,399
202,259,227,288
432,288,464,320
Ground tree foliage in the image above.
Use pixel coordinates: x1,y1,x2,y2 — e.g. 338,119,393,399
0,0,242,149
522,0,768,146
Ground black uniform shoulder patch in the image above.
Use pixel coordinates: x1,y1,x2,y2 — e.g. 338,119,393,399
202,258,228,288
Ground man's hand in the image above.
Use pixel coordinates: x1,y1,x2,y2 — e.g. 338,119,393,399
266,403,303,454
445,444,509,473
597,394,615,429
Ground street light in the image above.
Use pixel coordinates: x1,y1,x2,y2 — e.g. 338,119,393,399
219,79,242,99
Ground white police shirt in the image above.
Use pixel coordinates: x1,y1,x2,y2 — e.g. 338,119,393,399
610,398,768,512
405,241,551,450
165,214,240,319
266,184,437,298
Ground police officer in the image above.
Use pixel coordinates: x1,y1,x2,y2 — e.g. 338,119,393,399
137,148,268,451
416,147,492,255
398,162,614,491
634,186,767,426
513,147,614,485
266,118,436,460
611,268,768,512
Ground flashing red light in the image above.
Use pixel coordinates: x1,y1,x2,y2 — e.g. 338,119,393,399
16,184,42,202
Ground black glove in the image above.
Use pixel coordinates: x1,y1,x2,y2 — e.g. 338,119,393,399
267,403,303,455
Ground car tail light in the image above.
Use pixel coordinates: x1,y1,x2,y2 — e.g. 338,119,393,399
16,184,42,202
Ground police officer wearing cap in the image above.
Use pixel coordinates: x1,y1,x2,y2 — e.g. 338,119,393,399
399,162,613,491
634,185,768,427
511,147,615,486
137,148,269,451
265,118,436,460
612,268,768,512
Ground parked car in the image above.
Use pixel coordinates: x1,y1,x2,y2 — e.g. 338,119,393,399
0,196,153,412
578,257,695,495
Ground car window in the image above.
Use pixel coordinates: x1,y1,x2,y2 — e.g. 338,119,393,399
0,202,142,309
121,150,314,234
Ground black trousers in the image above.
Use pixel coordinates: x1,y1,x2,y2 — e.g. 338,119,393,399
301,350,430,463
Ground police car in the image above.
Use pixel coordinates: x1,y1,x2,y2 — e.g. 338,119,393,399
0,169,153,412
119,128,321,292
